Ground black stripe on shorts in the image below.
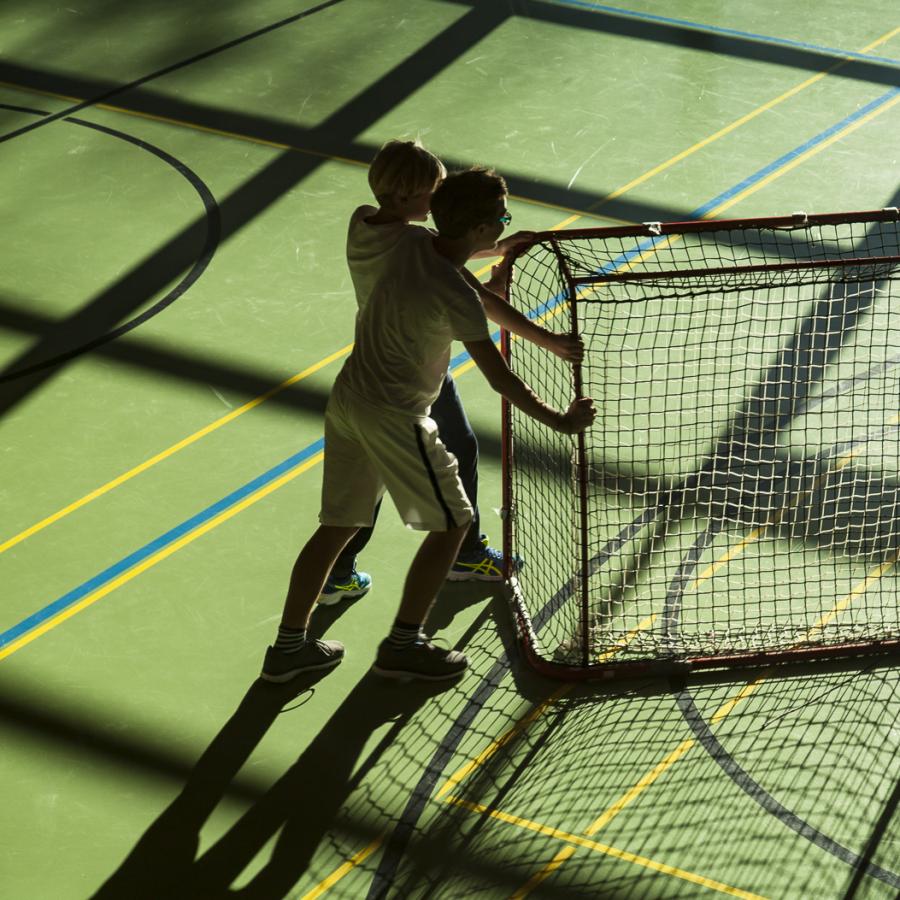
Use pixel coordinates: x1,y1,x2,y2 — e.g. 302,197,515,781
413,424,457,531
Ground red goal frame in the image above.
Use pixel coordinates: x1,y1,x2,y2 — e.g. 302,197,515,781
501,208,900,681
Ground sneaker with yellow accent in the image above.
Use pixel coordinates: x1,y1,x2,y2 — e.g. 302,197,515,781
318,568,372,606
447,545,520,582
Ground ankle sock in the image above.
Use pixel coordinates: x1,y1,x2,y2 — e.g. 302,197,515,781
275,625,307,653
386,618,422,650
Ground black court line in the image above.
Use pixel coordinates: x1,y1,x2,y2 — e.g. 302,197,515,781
0,296,331,418
0,102,49,117
658,205,900,887
0,300,513,466
0,60,695,227
0,3,512,418
0,0,349,145
365,614,521,899
445,0,900,90
675,683,900,891
370,206,900,892
0,104,220,384
842,771,900,898
369,535,900,894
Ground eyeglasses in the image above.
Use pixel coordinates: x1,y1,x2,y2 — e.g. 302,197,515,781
498,211,512,226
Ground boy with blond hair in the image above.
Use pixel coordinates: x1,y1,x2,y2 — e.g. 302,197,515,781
261,161,594,683
318,139,583,606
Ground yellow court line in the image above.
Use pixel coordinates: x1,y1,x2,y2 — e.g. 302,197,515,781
687,408,898,593
435,613,658,803
298,834,384,900
580,24,900,217
0,254,494,553
445,796,768,900
467,453,899,894
0,450,323,662
0,79,631,226
259,32,900,892
705,92,900,220
6,31,900,894
809,551,899,634
5,24,898,560
0,330,495,659
584,738,696,836
510,845,577,900
709,675,770,725
0,78,364,166
465,545,890,897
435,688,569,802
0,26,894,900
580,542,900,828
0,344,351,555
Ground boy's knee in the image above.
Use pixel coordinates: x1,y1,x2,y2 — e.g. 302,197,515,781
316,524,360,546
449,517,472,538
429,520,469,540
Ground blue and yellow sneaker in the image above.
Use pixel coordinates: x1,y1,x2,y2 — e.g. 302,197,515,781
318,568,372,606
447,543,520,582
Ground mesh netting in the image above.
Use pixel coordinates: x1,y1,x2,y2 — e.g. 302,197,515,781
504,211,900,676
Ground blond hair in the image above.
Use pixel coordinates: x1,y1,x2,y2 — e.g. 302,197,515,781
368,139,446,205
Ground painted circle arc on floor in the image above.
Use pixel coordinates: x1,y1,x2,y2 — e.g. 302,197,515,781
0,103,220,383
372,351,900,891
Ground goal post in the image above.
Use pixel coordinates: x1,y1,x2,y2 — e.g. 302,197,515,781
501,209,900,680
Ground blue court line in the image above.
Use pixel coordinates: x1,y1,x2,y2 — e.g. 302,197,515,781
4,85,899,651
507,85,900,311
691,87,900,218
549,0,900,67
0,439,323,649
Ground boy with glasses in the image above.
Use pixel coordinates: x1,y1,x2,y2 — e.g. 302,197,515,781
319,140,582,607
260,164,594,683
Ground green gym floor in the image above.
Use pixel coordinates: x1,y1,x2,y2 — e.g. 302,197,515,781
2,2,899,897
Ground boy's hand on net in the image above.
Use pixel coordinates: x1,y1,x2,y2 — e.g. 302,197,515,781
557,397,596,434
487,255,514,299
545,333,585,363
496,231,535,256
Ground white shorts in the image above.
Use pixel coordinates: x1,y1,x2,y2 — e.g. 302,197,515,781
319,382,474,531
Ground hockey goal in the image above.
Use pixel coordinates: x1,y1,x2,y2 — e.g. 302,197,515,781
502,209,900,679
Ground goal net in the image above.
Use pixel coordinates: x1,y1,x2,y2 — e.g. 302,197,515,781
502,209,900,679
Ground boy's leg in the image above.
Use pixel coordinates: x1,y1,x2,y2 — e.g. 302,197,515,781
433,373,518,582
320,500,383,605
353,403,473,680
372,522,471,681
431,374,483,557
396,523,469,623
282,524,361,626
261,524,358,682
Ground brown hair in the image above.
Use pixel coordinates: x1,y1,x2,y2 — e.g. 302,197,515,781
430,167,508,239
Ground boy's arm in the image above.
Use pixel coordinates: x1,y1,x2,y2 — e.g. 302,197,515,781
470,230,535,259
460,267,584,364
463,337,595,434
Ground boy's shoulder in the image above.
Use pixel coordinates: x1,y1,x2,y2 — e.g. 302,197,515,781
347,206,434,250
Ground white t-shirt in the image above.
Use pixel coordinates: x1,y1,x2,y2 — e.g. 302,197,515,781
336,205,490,416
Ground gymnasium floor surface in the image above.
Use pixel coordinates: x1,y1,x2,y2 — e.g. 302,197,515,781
2,1,899,897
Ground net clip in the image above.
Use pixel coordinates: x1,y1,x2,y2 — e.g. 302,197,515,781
791,211,808,226
643,221,662,236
